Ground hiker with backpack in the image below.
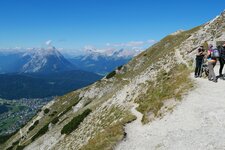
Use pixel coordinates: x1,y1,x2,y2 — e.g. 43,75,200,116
207,44,218,83
218,43,225,79
194,46,205,78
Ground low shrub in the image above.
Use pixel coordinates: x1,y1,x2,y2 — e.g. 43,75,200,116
6,146,13,150
33,120,39,126
117,65,123,70
49,111,57,117
28,120,39,131
31,123,49,141
16,145,26,150
51,117,59,125
28,125,35,131
58,106,72,118
44,108,50,114
12,139,20,146
61,109,92,135
106,71,116,79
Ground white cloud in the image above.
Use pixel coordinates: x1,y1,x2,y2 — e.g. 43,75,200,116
106,43,111,46
81,40,155,58
84,45,95,50
147,39,157,43
83,45,115,55
45,40,52,46
106,39,156,48
99,39,157,57
125,41,145,47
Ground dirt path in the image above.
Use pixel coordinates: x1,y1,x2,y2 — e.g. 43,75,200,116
116,66,225,150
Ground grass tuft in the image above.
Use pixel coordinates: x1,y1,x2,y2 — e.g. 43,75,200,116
80,107,136,150
136,64,193,124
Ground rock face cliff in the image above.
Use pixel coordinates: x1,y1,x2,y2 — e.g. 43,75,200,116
21,47,75,74
2,11,225,150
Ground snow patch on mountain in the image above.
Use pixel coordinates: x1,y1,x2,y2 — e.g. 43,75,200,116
21,47,75,73
81,48,143,61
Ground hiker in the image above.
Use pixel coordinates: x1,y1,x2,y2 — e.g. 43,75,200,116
218,43,225,79
194,46,205,78
207,44,217,82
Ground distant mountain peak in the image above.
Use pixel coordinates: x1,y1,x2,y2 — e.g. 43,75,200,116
21,47,75,74
82,47,142,60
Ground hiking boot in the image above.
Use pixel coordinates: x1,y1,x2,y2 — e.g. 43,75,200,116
208,78,213,81
219,74,223,77
195,75,198,78
213,79,218,83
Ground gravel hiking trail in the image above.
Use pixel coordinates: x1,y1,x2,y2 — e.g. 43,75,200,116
116,66,225,150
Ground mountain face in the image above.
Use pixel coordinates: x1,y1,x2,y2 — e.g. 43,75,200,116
0,47,75,74
20,47,75,74
2,11,225,150
69,48,142,75
0,47,140,75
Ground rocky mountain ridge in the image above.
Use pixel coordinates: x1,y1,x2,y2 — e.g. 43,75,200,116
21,47,75,74
0,47,140,75
68,48,142,75
0,47,75,74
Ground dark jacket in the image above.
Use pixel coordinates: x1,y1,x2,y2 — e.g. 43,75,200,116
196,48,205,60
220,46,225,59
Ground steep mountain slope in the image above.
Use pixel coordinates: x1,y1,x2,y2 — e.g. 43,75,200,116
116,65,225,149
2,11,225,150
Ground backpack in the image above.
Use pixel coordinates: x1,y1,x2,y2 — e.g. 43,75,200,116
211,49,220,58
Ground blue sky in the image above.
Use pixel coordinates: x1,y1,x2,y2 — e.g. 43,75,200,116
0,0,224,51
